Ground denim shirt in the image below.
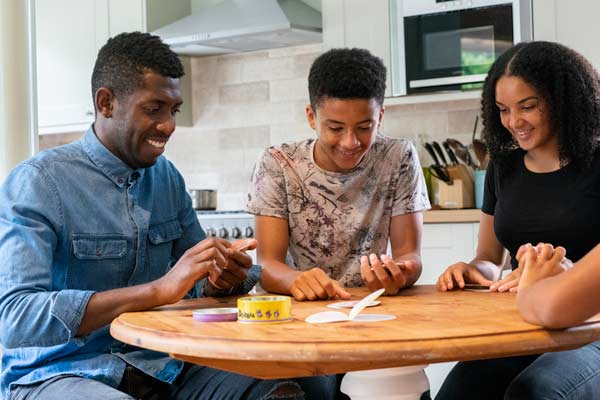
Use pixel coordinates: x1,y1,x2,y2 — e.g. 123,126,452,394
0,127,259,397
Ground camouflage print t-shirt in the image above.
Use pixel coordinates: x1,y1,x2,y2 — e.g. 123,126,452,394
246,134,431,288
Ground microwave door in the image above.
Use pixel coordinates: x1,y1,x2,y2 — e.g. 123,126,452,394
404,3,514,93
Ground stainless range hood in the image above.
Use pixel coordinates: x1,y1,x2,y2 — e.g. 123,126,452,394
152,0,322,56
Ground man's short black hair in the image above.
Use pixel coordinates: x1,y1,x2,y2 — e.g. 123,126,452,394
308,48,386,111
91,31,184,106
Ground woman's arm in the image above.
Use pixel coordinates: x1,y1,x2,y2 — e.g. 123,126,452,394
436,213,505,291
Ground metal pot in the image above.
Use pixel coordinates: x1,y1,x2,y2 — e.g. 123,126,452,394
189,189,217,210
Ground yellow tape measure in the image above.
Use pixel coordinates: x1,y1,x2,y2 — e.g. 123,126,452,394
237,295,292,324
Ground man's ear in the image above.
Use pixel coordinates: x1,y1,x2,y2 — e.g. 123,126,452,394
306,103,317,130
95,87,114,118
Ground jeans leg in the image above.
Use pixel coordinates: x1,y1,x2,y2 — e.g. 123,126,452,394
294,375,337,400
506,341,600,400
434,355,539,400
169,364,306,400
9,375,133,400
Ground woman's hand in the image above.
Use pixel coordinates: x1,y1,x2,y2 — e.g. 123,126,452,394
361,254,419,295
518,243,566,291
490,242,556,293
436,262,494,291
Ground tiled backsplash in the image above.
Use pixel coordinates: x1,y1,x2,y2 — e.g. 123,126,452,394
40,43,483,210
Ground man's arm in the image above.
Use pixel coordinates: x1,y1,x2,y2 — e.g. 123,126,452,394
0,164,90,348
77,237,227,335
256,215,350,301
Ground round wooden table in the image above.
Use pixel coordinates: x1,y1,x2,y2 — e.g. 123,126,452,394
111,285,600,380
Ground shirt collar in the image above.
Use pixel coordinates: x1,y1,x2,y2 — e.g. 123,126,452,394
82,126,146,188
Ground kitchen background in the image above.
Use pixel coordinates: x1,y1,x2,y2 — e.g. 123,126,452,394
39,42,482,209
28,0,600,210
2,0,600,397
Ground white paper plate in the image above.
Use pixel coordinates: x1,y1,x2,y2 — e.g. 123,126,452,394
327,300,381,309
305,311,396,324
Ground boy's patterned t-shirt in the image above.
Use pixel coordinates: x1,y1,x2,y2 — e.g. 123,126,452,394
247,134,430,287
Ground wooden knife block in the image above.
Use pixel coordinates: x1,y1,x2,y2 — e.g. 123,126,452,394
430,165,475,209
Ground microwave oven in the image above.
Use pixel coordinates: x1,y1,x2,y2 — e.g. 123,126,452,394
390,0,532,96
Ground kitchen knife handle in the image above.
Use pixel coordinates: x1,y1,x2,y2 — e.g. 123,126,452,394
443,140,459,165
432,141,448,166
423,142,440,166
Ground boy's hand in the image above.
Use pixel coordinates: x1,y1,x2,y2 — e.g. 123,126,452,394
518,243,566,292
290,268,351,301
361,254,419,295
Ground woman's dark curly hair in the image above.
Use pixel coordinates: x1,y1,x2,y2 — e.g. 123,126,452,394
308,48,386,112
481,41,600,174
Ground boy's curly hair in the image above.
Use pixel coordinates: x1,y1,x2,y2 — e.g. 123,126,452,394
308,48,386,112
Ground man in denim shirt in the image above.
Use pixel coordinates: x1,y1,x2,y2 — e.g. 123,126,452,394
0,32,334,400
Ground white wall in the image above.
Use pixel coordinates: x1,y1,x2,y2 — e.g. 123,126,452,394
0,0,37,183
163,43,481,210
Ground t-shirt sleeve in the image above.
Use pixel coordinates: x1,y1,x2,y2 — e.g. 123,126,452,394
246,148,290,219
481,159,497,215
392,141,432,216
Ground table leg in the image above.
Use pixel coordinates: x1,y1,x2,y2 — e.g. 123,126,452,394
340,365,430,400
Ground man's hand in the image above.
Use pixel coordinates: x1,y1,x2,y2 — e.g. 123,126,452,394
153,237,228,304
205,238,257,295
518,243,566,292
436,261,494,291
290,268,351,301
361,254,419,295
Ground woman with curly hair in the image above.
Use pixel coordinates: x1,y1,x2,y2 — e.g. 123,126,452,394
435,41,600,399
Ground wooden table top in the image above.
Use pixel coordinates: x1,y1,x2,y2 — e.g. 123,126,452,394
110,285,600,379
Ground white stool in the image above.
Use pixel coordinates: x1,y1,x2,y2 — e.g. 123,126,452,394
340,365,430,400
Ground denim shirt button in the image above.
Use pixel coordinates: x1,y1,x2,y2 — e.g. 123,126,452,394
117,177,124,184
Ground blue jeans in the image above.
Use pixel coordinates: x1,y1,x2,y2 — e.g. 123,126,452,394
435,340,600,400
9,364,337,400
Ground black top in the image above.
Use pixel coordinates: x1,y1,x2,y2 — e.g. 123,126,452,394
482,148,600,269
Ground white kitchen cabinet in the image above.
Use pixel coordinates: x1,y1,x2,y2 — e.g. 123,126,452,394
322,0,393,97
532,0,600,68
35,0,191,135
35,0,106,134
420,222,479,285
420,221,479,398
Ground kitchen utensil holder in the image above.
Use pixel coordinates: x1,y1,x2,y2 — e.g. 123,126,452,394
430,165,474,209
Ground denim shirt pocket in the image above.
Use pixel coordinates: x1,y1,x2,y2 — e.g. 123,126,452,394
67,234,128,290
147,219,182,276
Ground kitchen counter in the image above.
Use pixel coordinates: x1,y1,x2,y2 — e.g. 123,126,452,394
423,208,481,224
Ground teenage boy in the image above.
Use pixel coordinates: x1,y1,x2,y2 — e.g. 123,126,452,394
247,48,430,301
